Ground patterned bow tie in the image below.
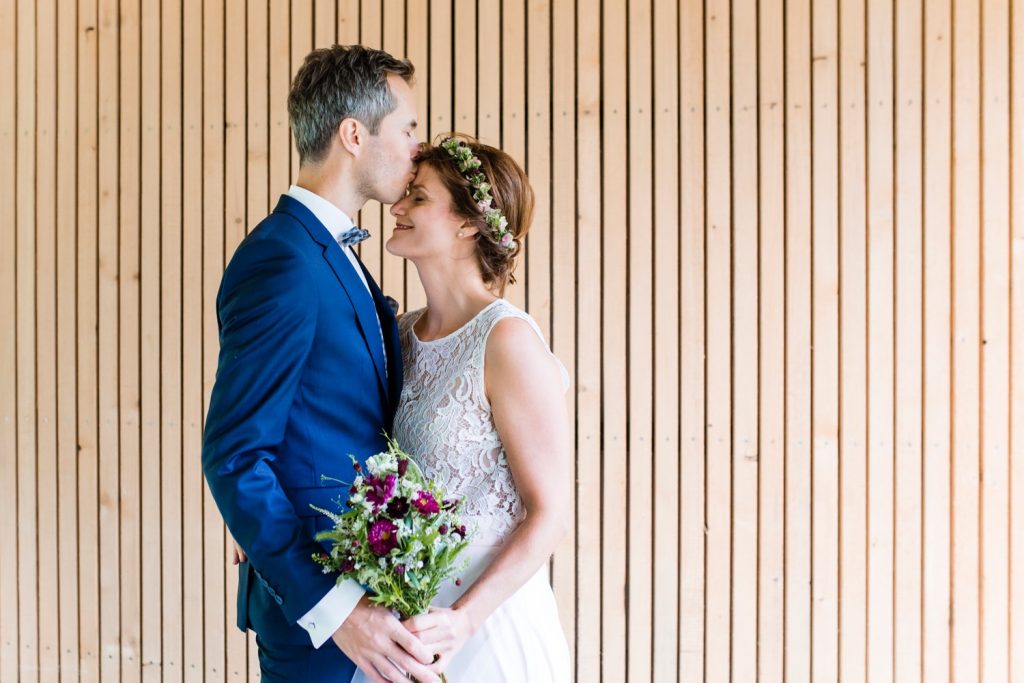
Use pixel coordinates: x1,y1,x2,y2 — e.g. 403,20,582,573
338,225,370,248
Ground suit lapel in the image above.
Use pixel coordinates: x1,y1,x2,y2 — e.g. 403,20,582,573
274,196,389,399
358,258,404,415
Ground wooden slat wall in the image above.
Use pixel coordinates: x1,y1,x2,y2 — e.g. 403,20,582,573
2,1,1023,680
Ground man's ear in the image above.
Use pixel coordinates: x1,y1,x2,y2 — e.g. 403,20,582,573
338,118,364,157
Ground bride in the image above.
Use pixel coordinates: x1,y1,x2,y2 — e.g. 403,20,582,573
354,135,572,682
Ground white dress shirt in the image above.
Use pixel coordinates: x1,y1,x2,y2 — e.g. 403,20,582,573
286,184,381,648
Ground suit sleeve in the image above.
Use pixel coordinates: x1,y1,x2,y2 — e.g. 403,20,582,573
202,236,340,623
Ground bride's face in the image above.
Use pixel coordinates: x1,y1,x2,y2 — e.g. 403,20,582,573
386,164,478,261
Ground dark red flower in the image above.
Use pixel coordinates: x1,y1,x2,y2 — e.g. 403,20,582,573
397,458,409,477
386,496,410,519
412,490,440,516
367,519,399,556
365,474,397,508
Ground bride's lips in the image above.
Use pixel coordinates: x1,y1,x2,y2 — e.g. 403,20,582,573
394,223,414,231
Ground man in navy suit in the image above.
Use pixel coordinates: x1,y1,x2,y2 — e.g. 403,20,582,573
202,45,441,683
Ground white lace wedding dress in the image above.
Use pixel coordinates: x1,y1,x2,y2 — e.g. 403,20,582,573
352,299,571,682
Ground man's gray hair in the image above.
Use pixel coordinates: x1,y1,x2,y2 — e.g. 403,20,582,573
288,45,415,164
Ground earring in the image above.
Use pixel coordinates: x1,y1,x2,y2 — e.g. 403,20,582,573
458,229,465,238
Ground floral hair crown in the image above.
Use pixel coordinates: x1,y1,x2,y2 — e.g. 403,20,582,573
439,137,514,250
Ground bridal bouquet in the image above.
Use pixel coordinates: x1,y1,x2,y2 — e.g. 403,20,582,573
311,436,471,619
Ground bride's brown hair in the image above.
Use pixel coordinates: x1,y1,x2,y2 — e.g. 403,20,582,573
415,134,534,294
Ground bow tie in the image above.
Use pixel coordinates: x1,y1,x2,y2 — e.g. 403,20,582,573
337,225,370,248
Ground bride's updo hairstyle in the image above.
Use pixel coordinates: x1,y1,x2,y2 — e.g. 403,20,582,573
416,134,534,293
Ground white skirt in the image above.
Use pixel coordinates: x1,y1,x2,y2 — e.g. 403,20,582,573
352,544,571,683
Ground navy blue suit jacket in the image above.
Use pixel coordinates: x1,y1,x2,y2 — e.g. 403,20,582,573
202,195,402,664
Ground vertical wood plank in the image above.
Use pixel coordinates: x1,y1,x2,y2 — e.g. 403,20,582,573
651,0,679,680
223,0,248,676
139,0,162,677
247,0,269,225
56,0,82,677
77,0,101,676
202,0,226,680
838,0,868,678
118,0,142,677
35,0,60,677
477,0,501,146
704,0,732,678
270,0,292,194
160,0,183,678
922,0,953,679
811,0,841,677
357,1,382,285
314,0,335,48
453,0,476,137
574,0,601,678
1011,0,1024,677
598,0,630,679
757,0,786,679
292,0,313,178
525,0,551,342
182,0,205,678
0,0,17,674
97,0,122,672
403,0,428,312
500,0,526,311
867,2,897,679
337,0,358,44
980,0,1011,680
16,0,40,677
678,0,706,678
550,0,577,668
381,0,405,310
730,0,758,675
952,0,982,677
428,0,450,143
894,0,924,680
784,0,814,678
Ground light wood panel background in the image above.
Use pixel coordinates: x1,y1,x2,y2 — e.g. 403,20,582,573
1,0,1022,681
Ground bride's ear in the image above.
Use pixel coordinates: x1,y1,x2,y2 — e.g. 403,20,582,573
460,222,480,238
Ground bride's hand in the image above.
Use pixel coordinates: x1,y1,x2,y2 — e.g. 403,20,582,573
403,606,476,665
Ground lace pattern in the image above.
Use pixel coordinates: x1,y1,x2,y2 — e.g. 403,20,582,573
393,299,565,545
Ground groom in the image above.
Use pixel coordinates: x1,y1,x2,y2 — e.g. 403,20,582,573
202,45,440,683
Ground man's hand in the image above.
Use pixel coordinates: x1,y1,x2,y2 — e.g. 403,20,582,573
230,540,247,565
332,596,442,683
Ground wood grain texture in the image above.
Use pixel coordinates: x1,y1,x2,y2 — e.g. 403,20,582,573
0,2,1018,680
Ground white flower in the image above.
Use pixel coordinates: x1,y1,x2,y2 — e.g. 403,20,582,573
366,451,398,474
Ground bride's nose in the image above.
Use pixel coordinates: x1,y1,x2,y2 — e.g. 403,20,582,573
390,200,405,217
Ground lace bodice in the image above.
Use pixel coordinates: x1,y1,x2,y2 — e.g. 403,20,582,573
393,299,567,545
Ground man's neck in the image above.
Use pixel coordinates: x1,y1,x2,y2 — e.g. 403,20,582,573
295,162,363,218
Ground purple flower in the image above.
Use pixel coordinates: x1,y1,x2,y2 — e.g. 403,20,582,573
386,496,410,519
397,458,409,477
367,519,399,556
412,490,440,516
365,474,397,508
439,524,449,535
339,558,356,573
395,564,406,575
500,232,514,248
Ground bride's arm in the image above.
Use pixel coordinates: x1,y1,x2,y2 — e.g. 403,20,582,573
404,317,572,659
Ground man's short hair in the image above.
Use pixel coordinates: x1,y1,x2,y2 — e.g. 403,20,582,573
288,45,415,164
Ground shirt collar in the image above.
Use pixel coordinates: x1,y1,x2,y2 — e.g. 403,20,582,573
287,184,356,243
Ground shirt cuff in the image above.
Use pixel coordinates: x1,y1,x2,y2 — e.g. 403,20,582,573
297,579,365,649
